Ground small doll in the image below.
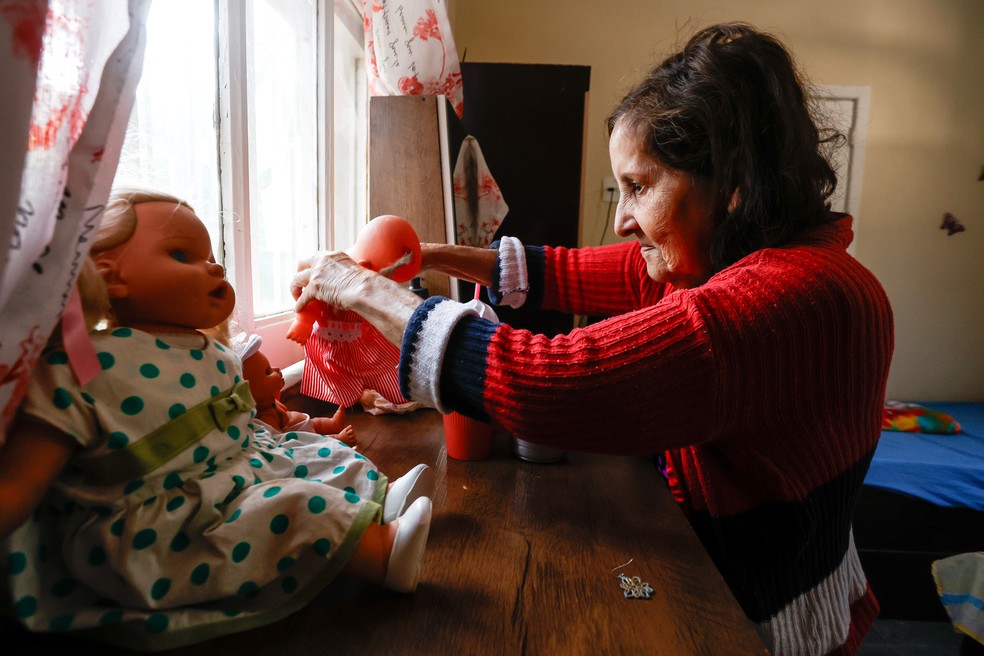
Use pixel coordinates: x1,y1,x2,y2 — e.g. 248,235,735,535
236,333,357,446
288,215,422,411
0,189,435,650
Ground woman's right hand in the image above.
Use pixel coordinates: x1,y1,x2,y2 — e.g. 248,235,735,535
291,250,387,314
291,250,423,347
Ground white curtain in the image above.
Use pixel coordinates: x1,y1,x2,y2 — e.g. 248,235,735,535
0,0,151,443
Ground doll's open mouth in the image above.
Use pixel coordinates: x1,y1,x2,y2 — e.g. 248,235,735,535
210,282,229,299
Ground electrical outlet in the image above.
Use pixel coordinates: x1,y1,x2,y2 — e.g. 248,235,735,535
601,176,619,201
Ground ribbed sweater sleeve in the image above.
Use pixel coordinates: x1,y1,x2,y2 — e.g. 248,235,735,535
400,239,700,452
489,238,673,317
540,240,674,315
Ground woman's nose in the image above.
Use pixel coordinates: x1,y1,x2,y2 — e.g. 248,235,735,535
613,204,636,238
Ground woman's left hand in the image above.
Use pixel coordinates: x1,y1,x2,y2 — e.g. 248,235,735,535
291,251,422,347
290,250,382,313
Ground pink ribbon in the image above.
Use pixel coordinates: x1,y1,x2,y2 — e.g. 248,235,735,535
62,286,100,385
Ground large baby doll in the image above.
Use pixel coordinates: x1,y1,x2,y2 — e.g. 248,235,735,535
0,190,435,650
236,333,357,446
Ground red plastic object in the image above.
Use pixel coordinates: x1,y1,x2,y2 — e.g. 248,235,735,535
347,214,422,283
442,411,494,461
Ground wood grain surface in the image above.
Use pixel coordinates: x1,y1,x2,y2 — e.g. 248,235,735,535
3,405,768,655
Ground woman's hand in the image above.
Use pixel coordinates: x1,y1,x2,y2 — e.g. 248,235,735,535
290,250,384,313
291,250,423,347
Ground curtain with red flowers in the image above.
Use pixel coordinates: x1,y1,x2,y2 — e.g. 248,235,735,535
0,0,150,442
363,0,463,117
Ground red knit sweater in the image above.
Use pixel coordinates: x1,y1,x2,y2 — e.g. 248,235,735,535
399,217,893,655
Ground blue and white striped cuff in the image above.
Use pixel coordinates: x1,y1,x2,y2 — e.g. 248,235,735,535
495,236,528,308
399,297,482,413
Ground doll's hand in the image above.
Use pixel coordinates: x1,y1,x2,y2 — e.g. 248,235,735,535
286,302,322,345
291,251,378,314
334,424,357,447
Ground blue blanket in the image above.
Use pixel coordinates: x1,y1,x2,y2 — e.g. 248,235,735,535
864,402,984,511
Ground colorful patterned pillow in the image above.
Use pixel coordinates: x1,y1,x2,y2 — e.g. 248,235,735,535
882,401,962,434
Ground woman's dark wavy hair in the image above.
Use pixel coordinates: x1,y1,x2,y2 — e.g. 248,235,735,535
607,22,842,272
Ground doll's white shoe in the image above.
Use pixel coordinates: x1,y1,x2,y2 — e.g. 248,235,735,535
383,496,432,593
383,463,434,523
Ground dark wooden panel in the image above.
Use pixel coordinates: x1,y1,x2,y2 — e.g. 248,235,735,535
457,62,591,336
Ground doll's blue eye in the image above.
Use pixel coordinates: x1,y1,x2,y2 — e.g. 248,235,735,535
170,250,187,262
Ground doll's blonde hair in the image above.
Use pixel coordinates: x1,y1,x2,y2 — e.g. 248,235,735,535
77,188,231,344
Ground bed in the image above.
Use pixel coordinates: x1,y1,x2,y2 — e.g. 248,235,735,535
854,402,984,620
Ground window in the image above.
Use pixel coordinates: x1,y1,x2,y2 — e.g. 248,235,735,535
114,0,367,368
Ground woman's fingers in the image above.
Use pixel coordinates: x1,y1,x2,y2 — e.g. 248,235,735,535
290,268,311,302
291,250,376,311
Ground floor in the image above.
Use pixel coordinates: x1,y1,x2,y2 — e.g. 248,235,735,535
858,619,972,656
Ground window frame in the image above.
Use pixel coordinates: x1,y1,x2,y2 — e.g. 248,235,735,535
216,0,341,370
115,0,367,374
815,84,870,256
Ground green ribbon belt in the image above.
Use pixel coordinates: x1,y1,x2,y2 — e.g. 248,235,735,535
80,380,255,486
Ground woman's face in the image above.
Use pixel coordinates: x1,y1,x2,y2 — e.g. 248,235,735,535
609,120,715,289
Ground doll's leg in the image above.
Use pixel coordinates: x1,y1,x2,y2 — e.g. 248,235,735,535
341,522,397,584
384,497,432,592
383,464,434,523
342,497,432,592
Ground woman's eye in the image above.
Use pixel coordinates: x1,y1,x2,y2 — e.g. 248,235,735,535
170,250,187,263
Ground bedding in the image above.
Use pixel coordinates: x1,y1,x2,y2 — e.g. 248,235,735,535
856,402,984,620
864,402,984,511
882,401,962,433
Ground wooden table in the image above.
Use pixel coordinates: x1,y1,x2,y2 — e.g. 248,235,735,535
5,407,767,655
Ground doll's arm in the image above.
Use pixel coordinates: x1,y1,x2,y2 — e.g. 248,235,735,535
0,416,77,539
308,404,348,433
286,300,325,345
309,406,357,445
254,402,284,428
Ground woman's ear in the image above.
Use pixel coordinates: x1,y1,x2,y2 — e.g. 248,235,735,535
95,258,128,299
727,188,740,213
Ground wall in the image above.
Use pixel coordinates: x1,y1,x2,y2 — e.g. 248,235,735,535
449,0,984,401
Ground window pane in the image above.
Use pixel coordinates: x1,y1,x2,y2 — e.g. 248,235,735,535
114,0,220,256
333,2,367,250
248,0,319,317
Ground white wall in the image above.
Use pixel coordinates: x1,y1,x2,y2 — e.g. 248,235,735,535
450,0,984,401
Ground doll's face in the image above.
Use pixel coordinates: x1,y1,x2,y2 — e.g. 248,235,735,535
241,350,284,406
99,202,235,333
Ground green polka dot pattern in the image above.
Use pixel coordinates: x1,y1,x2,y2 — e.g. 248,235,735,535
9,328,385,646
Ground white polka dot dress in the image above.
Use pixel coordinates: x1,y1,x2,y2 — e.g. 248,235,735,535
4,328,386,650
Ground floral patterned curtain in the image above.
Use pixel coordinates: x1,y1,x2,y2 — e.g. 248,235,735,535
0,0,151,443
363,0,463,117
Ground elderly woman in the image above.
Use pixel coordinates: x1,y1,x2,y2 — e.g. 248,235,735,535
293,22,893,656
